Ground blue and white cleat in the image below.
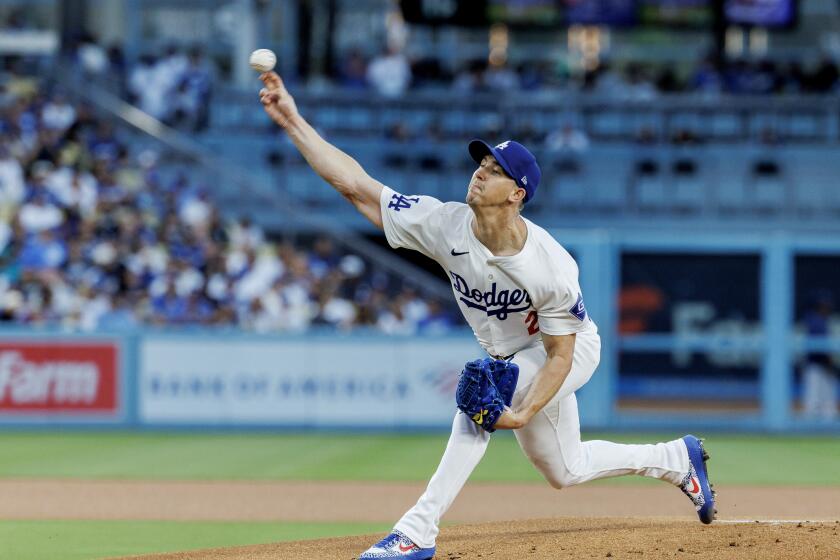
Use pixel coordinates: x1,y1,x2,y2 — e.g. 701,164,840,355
358,530,436,559
680,434,717,524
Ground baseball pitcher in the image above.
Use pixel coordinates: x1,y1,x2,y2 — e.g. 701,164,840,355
258,71,716,560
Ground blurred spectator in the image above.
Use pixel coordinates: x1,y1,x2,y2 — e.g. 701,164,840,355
484,61,518,92
655,65,682,93
308,236,339,279
589,61,625,95
18,187,64,233
366,45,412,98
399,286,429,325
129,55,167,119
174,47,214,131
452,60,487,93
336,48,368,89
41,93,77,131
75,33,109,76
0,145,25,210
691,56,724,93
546,123,590,154
810,57,839,93
97,291,139,330
623,63,658,101
417,300,455,334
411,56,448,88
4,67,38,99
752,60,780,94
17,229,67,271
779,61,806,93
518,62,547,91
314,281,357,330
179,188,212,230
158,45,189,97
377,299,414,334
229,216,264,250
802,291,838,420
546,122,589,173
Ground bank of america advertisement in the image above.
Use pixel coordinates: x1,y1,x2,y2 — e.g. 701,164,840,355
139,337,481,427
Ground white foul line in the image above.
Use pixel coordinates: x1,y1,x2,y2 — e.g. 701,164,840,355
716,519,838,524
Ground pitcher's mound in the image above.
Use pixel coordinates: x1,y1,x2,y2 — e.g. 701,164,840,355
121,517,839,560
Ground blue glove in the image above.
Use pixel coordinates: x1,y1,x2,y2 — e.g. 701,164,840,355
455,358,519,432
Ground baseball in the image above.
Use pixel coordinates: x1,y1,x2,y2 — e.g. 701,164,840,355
249,49,276,73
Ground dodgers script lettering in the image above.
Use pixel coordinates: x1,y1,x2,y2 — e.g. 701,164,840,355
449,270,532,320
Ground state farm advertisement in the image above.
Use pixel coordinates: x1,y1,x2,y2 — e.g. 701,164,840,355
0,342,119,414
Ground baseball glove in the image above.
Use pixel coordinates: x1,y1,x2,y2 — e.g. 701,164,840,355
455,358,519,432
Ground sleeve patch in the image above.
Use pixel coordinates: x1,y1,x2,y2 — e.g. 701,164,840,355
569,293,587,321
387,193,420,211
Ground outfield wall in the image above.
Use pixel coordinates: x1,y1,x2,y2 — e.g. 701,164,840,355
0,331,482,430
1,231,839,433
0,327,836,432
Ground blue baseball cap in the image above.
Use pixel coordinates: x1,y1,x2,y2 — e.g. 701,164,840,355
468,139,541,203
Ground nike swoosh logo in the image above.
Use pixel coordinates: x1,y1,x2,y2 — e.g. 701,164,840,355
398,543,416,552
451,249,469,256
689,478,700,494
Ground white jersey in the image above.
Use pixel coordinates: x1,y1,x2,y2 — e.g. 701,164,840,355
380,187,597,357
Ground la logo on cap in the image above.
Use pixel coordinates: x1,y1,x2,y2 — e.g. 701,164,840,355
496,141,510,150
521,176,528,184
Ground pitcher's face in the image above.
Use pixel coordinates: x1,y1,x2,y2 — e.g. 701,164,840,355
467,155,522,208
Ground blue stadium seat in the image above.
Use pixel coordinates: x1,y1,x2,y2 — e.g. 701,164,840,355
635,171,668,213
669,155,706,213
747,165,788,214
716,175,749,214
589,158,631,211
548,174,586,212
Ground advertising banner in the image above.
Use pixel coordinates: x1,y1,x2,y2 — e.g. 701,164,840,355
0,341,120,415
139,337,482,428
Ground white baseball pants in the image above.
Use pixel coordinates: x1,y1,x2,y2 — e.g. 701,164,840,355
394,333,689,548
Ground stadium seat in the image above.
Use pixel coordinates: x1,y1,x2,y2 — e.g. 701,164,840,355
548,174,586,213
634,161,668,213
717,175,749,215
670,157,705,214
747,159,788,214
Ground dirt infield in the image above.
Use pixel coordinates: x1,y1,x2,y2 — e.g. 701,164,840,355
4,480,838,559
125,518,840,560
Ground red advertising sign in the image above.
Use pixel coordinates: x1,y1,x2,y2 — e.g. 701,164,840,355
0,342,119,413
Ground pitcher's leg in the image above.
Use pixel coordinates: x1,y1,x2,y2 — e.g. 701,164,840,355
394,411,490,548
515,392,688,488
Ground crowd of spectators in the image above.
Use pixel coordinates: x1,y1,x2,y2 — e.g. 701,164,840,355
333,49,840,98
55,33,840,140
67,37,215,132
0,76,458,333
127,46,215,131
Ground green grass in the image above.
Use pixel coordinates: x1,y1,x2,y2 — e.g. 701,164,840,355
0,432,837,485
0,520,388,560
0,432,837,559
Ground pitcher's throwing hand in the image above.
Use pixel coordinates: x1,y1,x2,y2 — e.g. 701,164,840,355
258,71,298,130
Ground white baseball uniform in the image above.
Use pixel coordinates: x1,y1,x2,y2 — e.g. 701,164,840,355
379,187,690,548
